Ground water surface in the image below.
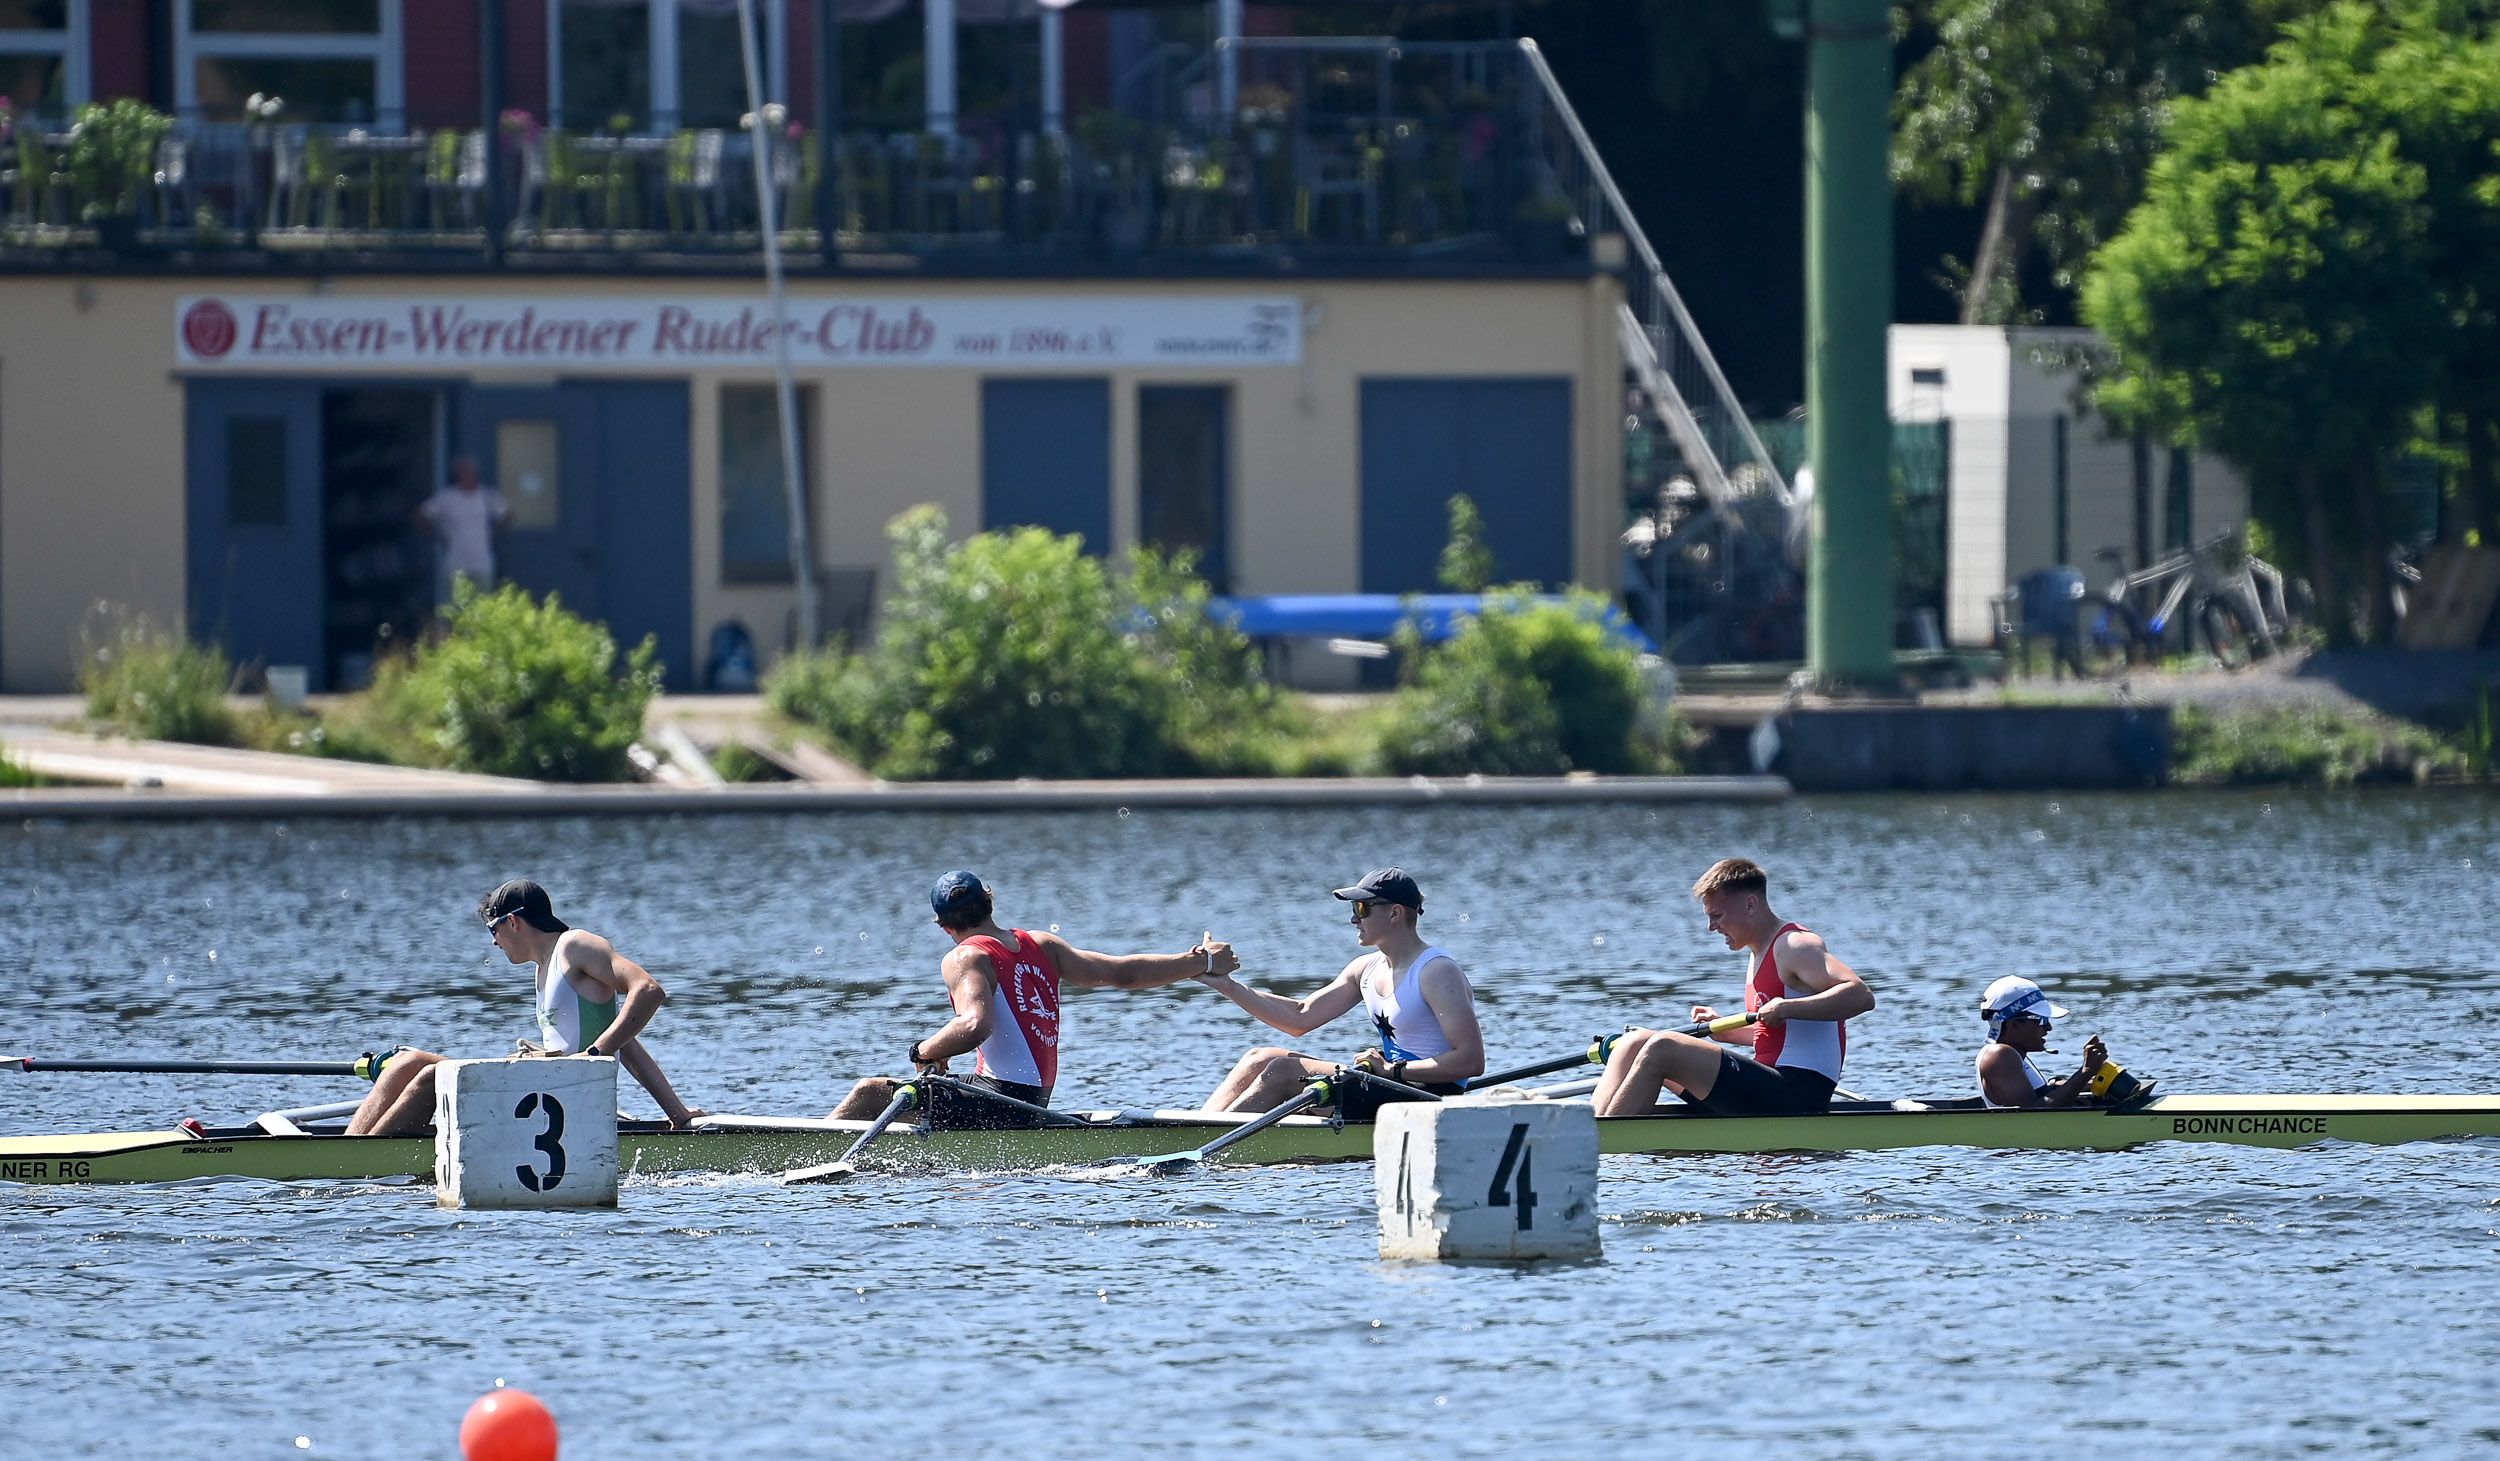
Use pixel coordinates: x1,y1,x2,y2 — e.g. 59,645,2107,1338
4,792,2497,1456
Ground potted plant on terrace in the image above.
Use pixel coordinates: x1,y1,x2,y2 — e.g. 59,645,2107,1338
66,99,173,252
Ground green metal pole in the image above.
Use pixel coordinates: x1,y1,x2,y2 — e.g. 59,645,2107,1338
1804,0,1896,687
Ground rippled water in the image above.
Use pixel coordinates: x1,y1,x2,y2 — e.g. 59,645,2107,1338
5,791,2498,1456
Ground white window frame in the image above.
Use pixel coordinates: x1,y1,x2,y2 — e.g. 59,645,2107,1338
547,0,785,135
173,0,404,132
0,0,91,113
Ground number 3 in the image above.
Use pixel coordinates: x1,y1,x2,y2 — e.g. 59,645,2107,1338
514,1092,568,1191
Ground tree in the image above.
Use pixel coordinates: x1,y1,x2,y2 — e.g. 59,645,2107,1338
1437,493,1497,593
1895,0,2316,323
2082,3,2446,642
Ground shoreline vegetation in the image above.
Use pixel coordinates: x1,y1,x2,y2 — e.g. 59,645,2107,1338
64,513,2495,792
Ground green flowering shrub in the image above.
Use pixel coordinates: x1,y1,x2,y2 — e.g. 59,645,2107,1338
772,507,1166,779
1378,589,1668,776
371,581,660,781
80,611,237,745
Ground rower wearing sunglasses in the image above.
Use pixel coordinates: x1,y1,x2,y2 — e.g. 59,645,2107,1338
1977,977,2115,1108
343,879,704,1136
1195,867,1486,1119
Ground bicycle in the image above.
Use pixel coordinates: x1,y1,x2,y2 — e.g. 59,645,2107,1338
2077,533,2294,673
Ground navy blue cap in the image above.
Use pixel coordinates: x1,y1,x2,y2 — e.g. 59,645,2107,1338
1333,866,1422,909
930,870,989,918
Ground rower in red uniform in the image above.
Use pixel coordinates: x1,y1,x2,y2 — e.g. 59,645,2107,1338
829,871,1238,1129
1592,857,1873,1117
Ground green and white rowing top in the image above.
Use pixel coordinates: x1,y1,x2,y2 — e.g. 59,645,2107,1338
535,936,617,1054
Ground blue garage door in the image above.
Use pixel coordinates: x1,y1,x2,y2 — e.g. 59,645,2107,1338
186,381,324,683
1359,378,1573,593
983,378,1111,551
458,381,693,689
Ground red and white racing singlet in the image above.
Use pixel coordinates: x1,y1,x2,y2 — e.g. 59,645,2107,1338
960,930,1062,1088
1746,922,1845,1080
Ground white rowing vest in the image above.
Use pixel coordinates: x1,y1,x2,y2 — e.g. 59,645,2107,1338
535,938,617,1054
1362,946,1463,1063
1978,1046,2047,1109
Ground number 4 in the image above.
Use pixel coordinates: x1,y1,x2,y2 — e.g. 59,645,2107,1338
1486,1122,1538,1230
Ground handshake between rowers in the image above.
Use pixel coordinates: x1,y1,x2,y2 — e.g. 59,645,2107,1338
830,866,1484,1131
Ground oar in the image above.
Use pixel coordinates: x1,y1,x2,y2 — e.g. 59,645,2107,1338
6,1053,397,1078
1130,1075,1336,1174
784,1080,923,1185
1462,1013,1756,1091
1129,1066,1441,1174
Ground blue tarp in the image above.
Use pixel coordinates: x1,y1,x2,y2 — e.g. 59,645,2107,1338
1207,594,1658,653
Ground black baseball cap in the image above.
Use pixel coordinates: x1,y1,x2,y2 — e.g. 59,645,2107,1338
1333,867,1422,909
930,870,990,919
480,878,569,934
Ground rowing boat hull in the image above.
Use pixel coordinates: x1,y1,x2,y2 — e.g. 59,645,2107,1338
5,1095,2495,1186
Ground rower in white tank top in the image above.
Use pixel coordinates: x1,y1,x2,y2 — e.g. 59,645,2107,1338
535,935,619,1055
1978,1049,2049,1109
1362,946,1461,1063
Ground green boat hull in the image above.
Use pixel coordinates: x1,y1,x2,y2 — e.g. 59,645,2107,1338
4,1094,2495,1187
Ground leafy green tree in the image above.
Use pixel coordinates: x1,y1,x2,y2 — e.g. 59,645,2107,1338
2082,3,2446,642
1895,0,2316,322
373,580,660,780
1436,493,1497,593
1378,589,1666,775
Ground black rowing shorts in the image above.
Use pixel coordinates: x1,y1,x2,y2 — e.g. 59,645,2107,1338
924,1073,1053,1131
1683,1050,1836,1117
1335,1076,1466,1124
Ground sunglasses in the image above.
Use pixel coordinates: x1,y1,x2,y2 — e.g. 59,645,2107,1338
1351,899,1403,921
485,909,521,938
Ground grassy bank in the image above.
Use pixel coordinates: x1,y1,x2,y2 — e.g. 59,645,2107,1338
2171,702,2480,786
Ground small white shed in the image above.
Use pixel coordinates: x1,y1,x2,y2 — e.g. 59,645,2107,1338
1888,325,2249,648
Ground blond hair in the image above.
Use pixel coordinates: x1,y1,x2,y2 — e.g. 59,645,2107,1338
1691,857,1768,901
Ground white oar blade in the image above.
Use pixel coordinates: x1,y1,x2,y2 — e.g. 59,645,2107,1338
783,1160,859,1185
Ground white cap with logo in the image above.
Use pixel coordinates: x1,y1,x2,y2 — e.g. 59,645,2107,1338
1980,976,2070,1037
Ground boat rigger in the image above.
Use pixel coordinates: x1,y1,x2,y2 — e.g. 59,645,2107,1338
4,1092,2496,1187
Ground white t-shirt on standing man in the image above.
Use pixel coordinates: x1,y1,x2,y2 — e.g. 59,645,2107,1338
420,483,511,581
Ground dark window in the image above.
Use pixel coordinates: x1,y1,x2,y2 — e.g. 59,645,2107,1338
562,0,651,130
1137,385,1229,588
226,417,288,526
194,57,376,123
1358,378,1572,594
192,0,379,33
678,4,746,129
0,2,67,30
720,384,812,583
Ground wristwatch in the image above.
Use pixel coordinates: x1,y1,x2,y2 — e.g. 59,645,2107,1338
909,1040,928,1066
1391,1061,1409,1085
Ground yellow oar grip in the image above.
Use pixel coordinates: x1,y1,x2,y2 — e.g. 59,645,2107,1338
1706,1013,1755,1035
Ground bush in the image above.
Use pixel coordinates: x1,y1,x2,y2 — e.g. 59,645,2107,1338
80,611,236,745
771,507,1166,779
1378,589,1671,776
370,581,660,781
0,750,37,788
2172,703,2459,786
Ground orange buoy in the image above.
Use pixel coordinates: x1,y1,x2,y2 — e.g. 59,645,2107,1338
459,1389,559,1461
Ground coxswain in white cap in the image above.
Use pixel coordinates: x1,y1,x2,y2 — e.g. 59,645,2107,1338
1976,976,2109,1109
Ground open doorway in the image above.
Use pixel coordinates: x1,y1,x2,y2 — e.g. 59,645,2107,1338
322,389,439,689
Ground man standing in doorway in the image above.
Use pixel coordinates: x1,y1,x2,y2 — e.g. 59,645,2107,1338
412,453,511,602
